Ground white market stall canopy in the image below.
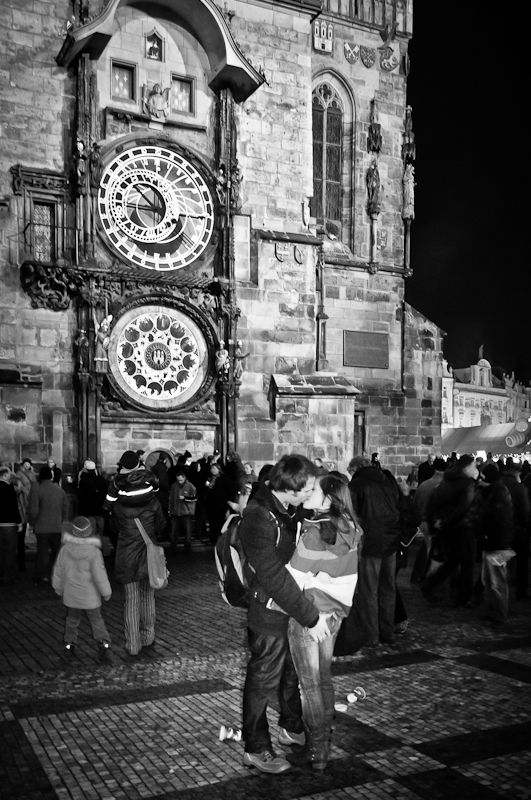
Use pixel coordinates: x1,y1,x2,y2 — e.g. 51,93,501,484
441,423,530,456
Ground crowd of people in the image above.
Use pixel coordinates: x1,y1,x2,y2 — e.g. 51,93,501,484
0,446,529,775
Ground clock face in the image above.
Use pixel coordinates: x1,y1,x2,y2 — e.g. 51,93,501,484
98,145,214,270
107,304,209,410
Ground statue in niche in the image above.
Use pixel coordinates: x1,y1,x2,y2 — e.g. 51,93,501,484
75,328,90,372
402,164,415,220
144,84,170,121
366,161,382,217
75,139,87,192
215,340,230,378
89,142,102,191
216,163,227,204
201,293,218,317
233,341,250,381
93,311,112,374
402,105,416,163
367,100,382,154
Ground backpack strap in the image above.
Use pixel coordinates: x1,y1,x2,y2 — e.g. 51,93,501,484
268,510,282,546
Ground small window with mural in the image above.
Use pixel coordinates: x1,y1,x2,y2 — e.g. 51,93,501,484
171,75,194,115
111,61,136,102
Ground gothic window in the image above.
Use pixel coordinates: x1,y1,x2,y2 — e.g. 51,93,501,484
111,61,136,101
171,76,194,114
311,84,343,232
10,165,71,265
33,202,55,263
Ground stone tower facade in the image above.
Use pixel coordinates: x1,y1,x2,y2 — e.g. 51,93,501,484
0,0,443,478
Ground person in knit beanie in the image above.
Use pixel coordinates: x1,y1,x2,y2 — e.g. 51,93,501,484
52,516,112,659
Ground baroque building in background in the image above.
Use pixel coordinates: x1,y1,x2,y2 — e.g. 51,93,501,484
0,0,443,477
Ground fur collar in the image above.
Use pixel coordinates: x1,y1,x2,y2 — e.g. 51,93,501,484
62,531,102,547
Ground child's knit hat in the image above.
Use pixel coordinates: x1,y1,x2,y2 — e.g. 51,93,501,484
71,516,93,538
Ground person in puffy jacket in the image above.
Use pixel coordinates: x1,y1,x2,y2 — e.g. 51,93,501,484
422,454,480,607
478,464,514,624
104,450,165,657
52,516,112,659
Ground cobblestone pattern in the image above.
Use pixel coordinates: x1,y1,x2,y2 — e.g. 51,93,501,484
0,543,530,799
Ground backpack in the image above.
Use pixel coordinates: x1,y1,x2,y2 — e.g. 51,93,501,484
214,510,281,609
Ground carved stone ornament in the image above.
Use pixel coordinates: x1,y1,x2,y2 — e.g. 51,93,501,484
143,84,170,121
402,105,416,164
10,165,69,195
294,246,303,264
20,263,82,311
367,100,382,154
275,242,290,262
379,45,399,72
376,230,388,251
402,164,415,220
360,47,376,69
366,160,382,218
344,42,360,64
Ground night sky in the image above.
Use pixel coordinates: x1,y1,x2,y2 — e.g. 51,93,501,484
404,7,529,385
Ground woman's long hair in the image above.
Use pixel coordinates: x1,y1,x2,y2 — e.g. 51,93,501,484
316,474,360,544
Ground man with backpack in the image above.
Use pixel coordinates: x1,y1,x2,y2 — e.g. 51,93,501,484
239,454,331,774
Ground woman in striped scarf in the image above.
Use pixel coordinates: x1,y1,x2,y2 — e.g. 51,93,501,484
286,474,363,771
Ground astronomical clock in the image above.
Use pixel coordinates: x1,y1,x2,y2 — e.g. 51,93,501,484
97,145,215,272
91,138,219,423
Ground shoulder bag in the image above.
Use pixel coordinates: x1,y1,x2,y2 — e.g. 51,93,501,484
134,518,169,590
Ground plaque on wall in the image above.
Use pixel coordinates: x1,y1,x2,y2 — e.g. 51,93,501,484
343,331,389,369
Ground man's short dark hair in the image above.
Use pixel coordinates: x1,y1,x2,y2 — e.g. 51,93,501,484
433,457,447,472
175,469,187,479
268,454,317,492
39,466,53,481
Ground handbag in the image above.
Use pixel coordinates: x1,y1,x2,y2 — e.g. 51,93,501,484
134,518,169,590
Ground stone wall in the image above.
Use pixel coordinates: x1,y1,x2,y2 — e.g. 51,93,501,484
0,0,78,470
0,0,444,478
100,419,217,475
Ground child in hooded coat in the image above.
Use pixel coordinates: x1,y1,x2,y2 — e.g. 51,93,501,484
52,516,112,658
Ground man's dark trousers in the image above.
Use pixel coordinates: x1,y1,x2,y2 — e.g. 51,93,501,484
242,627,304,753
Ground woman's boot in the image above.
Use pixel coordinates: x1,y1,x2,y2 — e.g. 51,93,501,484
310,729,329,772
286,728,329,771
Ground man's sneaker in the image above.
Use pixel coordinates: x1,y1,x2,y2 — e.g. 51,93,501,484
243,750,291,774
64,643,75,657
97,641,110,659
278,727,306,747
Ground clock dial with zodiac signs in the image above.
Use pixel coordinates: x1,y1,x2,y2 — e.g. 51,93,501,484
107,305,209,410
98,145,214,270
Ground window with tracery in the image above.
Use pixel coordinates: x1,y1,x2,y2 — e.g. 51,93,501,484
33,202,55,262
311,84,343,232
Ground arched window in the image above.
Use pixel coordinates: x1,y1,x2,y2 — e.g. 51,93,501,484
311,83,343,234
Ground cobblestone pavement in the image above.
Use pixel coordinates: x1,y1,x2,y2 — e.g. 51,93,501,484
1,540,530,800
